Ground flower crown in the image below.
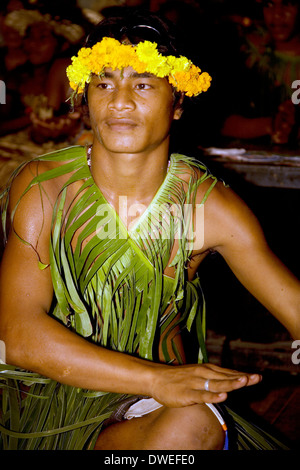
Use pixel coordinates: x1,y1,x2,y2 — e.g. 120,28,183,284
66,37,212,98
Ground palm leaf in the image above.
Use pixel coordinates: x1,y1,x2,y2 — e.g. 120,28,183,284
1,146,285,450
225,406,289,450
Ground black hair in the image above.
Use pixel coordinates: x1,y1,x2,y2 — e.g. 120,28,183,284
81,9,184,108
85,9,180,56
259,0,299,7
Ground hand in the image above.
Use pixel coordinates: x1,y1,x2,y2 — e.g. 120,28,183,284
150,362,261,408
272,100,295,144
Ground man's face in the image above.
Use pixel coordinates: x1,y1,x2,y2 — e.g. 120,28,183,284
87,66,182,156
263,0,299,44
24,23,58,65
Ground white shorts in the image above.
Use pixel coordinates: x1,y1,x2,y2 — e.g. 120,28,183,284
124,397,227,431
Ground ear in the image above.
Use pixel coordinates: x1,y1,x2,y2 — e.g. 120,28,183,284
173,106,183,120
173,93,184,120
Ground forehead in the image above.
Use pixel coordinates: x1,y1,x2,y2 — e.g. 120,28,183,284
87,66,176,105
91,66,165,81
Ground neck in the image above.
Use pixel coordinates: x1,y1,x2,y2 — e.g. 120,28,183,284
89,140,170,206
274,35,300,54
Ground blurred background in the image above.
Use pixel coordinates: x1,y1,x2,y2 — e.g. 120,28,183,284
0,0,299,447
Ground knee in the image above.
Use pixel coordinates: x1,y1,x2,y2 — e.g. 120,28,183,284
160,404,225,450
190,404,225,450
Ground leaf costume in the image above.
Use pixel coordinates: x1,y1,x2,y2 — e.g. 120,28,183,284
0,146,288,449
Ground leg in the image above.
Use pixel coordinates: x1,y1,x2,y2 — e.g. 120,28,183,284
94,403,225,450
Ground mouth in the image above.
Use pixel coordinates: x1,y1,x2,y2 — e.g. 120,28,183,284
106,118,138,131
269,23,289,32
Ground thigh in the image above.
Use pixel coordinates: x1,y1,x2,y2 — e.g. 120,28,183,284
94,403,225,450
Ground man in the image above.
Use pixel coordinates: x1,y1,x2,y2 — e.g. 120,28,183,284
0,11,299,450
221,0,300,144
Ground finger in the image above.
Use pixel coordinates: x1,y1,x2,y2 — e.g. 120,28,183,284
189,390,228,404
200,375,261,394
198,363,255,380
202,363,249,376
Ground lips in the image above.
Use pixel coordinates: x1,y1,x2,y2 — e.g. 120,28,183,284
269,23,289,32
106,118,138,130
271,25,287,30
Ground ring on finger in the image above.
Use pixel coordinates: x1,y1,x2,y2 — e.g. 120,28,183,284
204,379,210,392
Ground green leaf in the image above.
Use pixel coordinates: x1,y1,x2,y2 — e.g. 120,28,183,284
0,149,224,449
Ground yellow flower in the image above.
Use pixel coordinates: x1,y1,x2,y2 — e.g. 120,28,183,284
135,41,171,77
67,54,91,90
167,55,190,72
66,37,212,96
135,41,159,62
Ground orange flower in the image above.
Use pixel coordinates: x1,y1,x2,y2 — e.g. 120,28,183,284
67,38,212,97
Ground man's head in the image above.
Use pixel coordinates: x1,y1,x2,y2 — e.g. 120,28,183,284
261,0,300,44
67,10,211,155
67,10,211,107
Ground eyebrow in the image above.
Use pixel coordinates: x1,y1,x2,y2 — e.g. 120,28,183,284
100,71,159,80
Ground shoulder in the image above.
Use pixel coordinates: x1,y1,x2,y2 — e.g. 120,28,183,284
9,146,87,197
168,154,265,253
195,180,266,255
171,154,216,188
9,156,71,210
6,161,58,247
7,146,86,240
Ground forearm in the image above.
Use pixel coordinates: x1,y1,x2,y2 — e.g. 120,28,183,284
1,309,264,408
2,311,156,396
221,115,272,139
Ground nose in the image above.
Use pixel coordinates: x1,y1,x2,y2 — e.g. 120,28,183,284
108,84,135,112
272,3,285,20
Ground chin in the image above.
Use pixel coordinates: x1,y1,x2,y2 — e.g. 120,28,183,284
97,135,146,154
104,146,144,155
269,26,295,43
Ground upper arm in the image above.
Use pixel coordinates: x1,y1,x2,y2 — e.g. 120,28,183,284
0,162,55,357
198,182,300,338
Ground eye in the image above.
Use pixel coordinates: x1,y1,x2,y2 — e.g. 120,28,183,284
135,82,152,90
97,82,114,90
